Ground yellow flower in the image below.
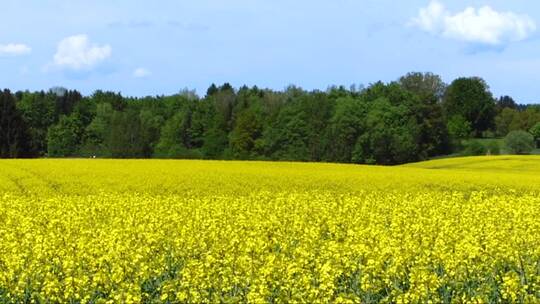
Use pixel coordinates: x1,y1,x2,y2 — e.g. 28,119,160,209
0,156,538,302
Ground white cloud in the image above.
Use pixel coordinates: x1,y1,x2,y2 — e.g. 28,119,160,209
53,34,111,70
412,1,446,33
133,67,151,78
0,43,31,56
411,1,536,45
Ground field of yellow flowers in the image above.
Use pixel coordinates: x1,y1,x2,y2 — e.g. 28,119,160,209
0,156,539,303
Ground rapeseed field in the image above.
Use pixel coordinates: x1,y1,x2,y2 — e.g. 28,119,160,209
0,157,539,303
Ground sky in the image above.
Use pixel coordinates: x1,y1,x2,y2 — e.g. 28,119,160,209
1,0,539,103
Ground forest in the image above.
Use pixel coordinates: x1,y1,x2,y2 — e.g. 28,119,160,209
1,72,539,165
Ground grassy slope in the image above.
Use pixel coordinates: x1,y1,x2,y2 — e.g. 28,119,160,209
404,155,540,175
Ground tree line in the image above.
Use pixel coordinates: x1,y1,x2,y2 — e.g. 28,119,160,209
1,72,539,164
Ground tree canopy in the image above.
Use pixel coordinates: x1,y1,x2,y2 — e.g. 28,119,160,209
443,77,496,136
1,73,539,164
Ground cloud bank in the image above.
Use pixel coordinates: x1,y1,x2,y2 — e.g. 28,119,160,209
53,34,111,70
411,1,536,45
0,43,31,56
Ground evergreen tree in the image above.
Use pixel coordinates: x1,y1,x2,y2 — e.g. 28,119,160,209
0,90,31,158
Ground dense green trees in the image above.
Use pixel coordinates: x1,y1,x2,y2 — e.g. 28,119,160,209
398,72,446,100
352,98,420,164
530,123,540,148
1,73,539,163
0,90,31,158
447,115,472,141
496,95,518,111
398,73,449,157
505,131,535,154
17,91,56,155
443,78,496,136
494,107,540,138
81,103,113,157
47,115,82,157
326,96,367,163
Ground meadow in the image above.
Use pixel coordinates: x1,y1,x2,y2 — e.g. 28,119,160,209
0,156,539,303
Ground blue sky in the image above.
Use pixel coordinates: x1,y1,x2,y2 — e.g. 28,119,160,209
1,0,539,103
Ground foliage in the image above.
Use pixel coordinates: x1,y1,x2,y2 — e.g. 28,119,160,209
447,115,471,140
154,112,191,158
496,95,518,111
80,103,113,157
530,122,540,148
462,140,487,156
47,115,83,157
495,108,520,137
443,77,496,136
484,140,501,155
0,73,538,163
229,107,263,158
325,97,367,162
0,90,32,157
398,72,446,100
16,91,56,155
504,130,535,154
495,107,540,137
107,109,145,158
398,73,450,157
352,97,420,164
